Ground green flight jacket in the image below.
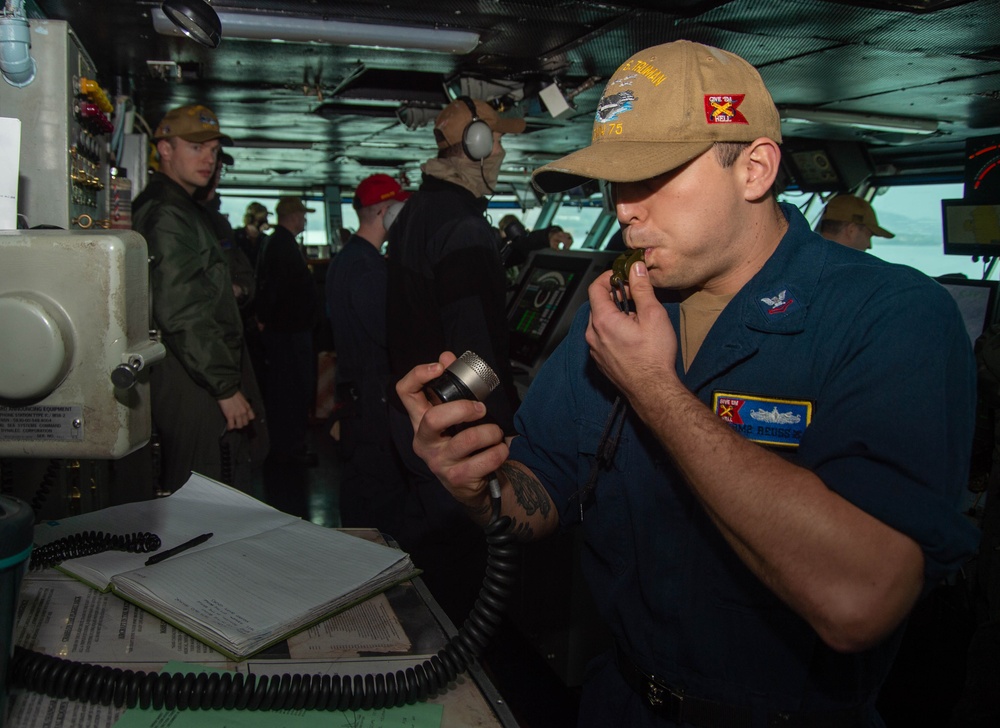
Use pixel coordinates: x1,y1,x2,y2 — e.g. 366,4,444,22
133,173,244,399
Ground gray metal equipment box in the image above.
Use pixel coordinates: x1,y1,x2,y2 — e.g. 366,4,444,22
0,19,109,230
0,230,163,458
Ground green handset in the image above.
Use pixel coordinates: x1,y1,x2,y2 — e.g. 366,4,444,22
610,249,644,310
610,248,645,288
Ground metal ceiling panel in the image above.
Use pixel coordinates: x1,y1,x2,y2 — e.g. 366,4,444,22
22,0,1000,189
762,45,998,107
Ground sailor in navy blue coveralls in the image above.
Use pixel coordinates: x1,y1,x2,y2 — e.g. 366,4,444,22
398,203,979,728
394,40,980,728
508,203,979,726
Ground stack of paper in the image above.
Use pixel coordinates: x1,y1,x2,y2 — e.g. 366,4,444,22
33,473,418,659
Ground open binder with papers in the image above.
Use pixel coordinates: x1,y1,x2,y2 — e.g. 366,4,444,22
32,473,418,660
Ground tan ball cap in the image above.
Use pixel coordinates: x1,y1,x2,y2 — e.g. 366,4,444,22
275,197,316,217
153,104,232,144
532,40,782,193
821,195,895,238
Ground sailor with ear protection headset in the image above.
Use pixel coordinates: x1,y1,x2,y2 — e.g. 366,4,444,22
431,95,525,191
383,96,526,624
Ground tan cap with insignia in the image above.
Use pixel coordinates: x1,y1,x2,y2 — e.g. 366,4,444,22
821,194,895,238
532,40,782,193
153,104,232,144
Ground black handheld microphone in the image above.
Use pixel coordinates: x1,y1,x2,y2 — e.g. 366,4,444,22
422,351,503,502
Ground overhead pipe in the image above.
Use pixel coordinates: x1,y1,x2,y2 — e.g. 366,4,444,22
0,0,35,88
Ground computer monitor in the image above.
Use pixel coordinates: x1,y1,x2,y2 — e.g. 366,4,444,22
942,199,1000,257
507,250,617,379
936,276,998,343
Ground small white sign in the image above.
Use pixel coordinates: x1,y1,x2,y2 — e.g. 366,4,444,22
0,116,21,230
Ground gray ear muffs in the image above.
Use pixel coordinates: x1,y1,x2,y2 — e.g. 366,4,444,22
458,96,494,161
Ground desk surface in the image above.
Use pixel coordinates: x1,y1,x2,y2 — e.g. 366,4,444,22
9,552,518,728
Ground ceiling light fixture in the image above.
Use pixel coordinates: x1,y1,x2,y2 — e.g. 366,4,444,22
152,8,480,54
159,0,221,49
779,107,939,135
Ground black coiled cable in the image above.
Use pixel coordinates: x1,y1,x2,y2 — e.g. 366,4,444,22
29,459,62,516
0,457,14,495
29,531,162,571
12,512,520,711
219,439,233,486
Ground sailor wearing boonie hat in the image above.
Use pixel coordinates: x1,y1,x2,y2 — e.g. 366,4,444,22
394,40,980,728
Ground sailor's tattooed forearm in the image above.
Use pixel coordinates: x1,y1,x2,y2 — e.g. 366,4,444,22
463,490,534,540
499,463,552,519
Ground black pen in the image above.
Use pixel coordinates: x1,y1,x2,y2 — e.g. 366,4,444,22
145,532,214,566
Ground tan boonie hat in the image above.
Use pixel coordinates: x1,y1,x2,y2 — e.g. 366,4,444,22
275,197,316,218
153,104,232,144
434,97,526,150
532,40,782,193
821,195,894,238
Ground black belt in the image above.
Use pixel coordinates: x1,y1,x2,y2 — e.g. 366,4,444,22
614,645,864,728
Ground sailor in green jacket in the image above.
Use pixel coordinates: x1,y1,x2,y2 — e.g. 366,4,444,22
133,105,261,492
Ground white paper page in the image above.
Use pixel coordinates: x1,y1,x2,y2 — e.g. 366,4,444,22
6,690,123,728
112,520,412,651
32,473,301,589
0,117,20,229
16,572,232,665
286,593,411,658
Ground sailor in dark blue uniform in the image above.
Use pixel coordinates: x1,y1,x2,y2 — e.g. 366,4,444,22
505,201,977,726
394,40,979,727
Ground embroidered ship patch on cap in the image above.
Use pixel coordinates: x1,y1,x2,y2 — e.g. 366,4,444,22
596,86,636,124
714,392,812,448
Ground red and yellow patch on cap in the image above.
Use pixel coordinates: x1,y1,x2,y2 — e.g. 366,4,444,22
704,94,748,125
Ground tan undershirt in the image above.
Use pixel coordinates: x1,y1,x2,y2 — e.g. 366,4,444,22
679,290,735,373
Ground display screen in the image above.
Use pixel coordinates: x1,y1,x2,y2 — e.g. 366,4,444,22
508,254,593,368
937,277,998,343
942,199,1000,257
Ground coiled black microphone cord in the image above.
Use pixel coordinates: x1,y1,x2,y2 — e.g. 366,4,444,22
12,505,519,711
29,530,161,571
13,350,519,711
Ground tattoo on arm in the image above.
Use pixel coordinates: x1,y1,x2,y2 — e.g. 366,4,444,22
499,463,552,520
508,517,534,541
